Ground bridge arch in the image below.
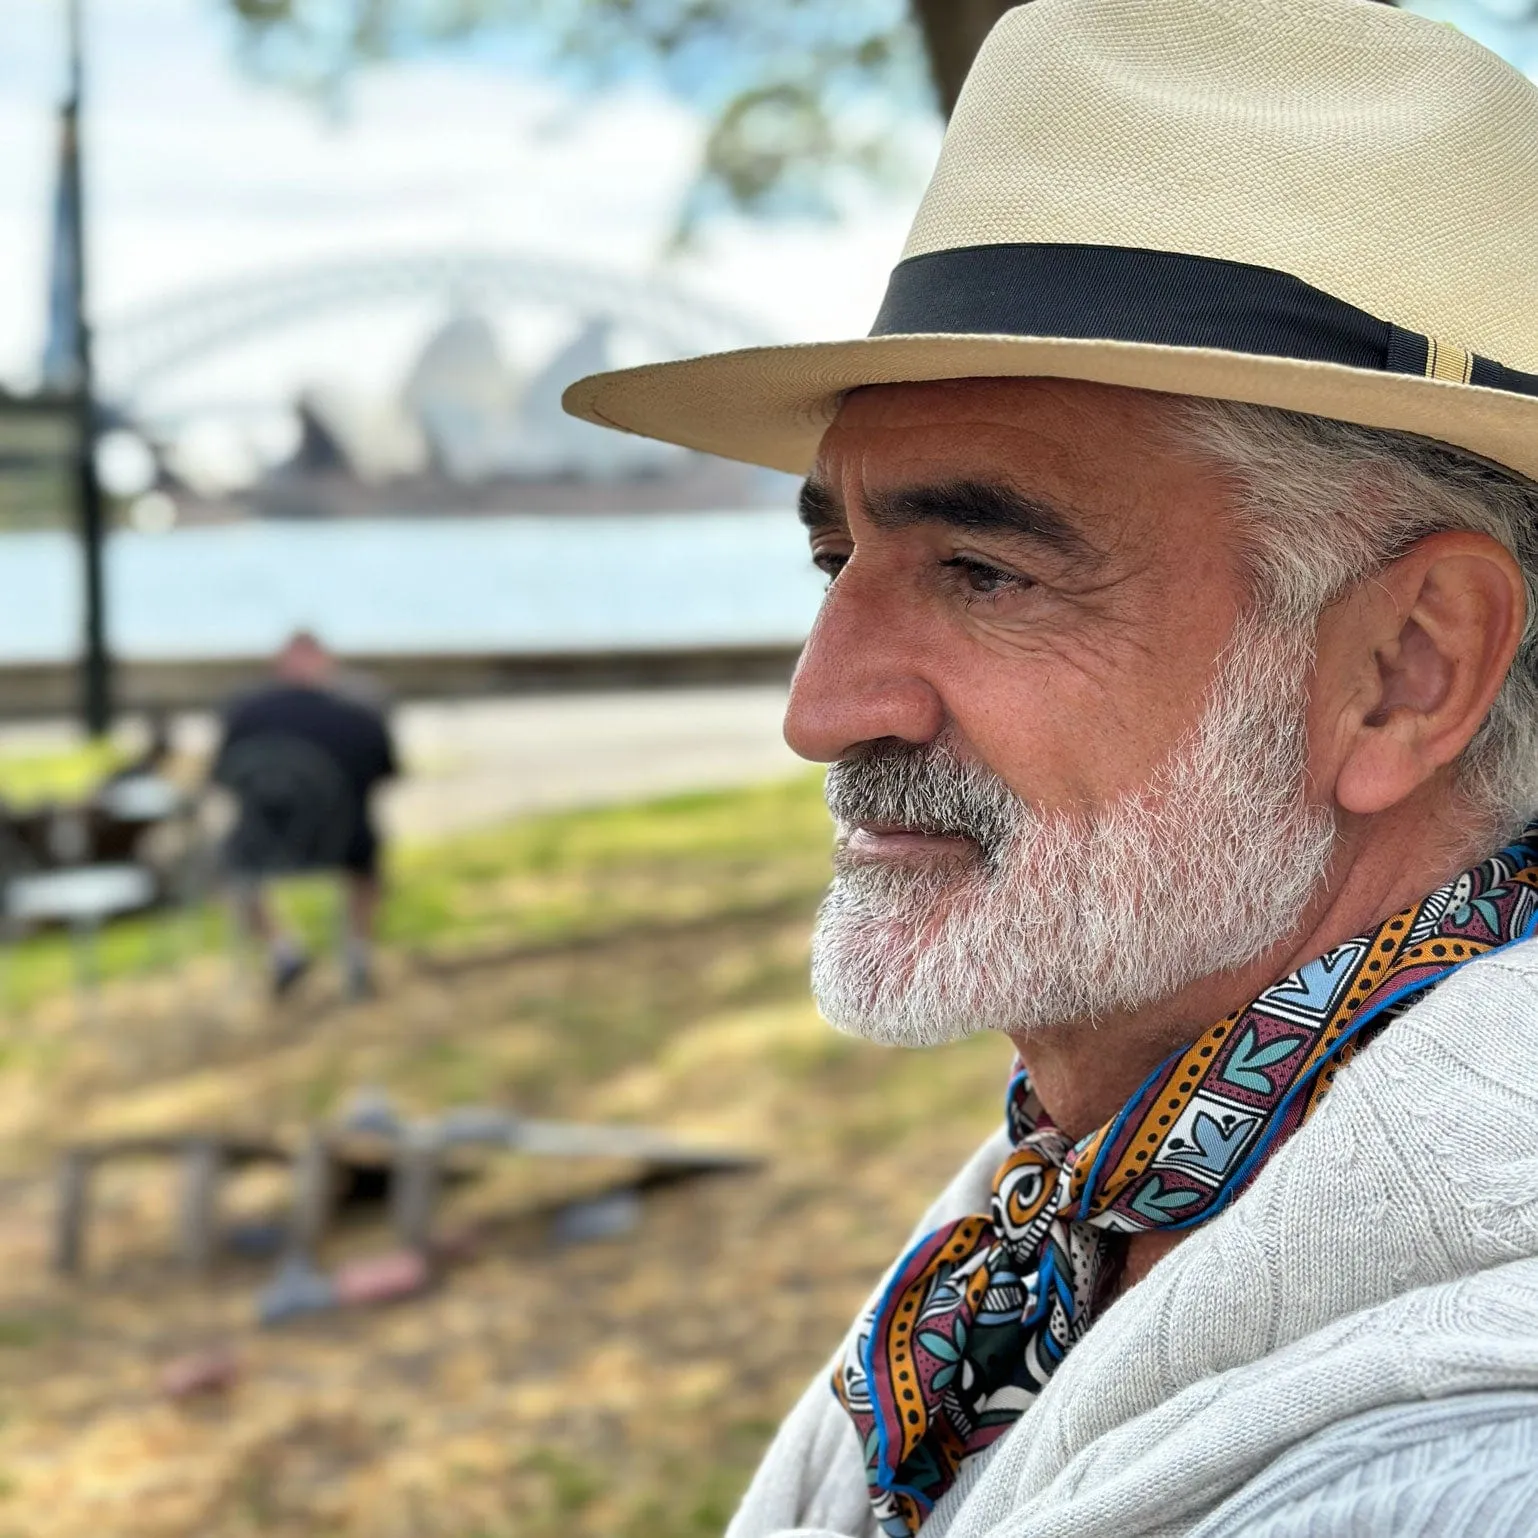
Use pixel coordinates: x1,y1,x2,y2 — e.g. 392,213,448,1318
97,250,771,403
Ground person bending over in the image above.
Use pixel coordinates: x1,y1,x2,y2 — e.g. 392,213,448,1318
216,631,396,999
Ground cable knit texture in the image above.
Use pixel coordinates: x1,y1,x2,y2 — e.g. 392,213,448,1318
728,938,1538,1538
1187,1392,1538,1535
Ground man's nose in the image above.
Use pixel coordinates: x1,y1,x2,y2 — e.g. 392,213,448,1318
783,562,945,763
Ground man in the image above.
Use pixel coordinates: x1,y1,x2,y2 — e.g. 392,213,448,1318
215,631,397,998
567,0,1538,1532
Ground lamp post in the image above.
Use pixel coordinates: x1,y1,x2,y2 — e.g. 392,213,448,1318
49,0,111,736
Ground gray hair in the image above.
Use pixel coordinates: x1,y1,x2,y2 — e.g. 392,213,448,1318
1177,399,1538,839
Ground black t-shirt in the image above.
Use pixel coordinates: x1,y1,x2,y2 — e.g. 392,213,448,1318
217,683,397,807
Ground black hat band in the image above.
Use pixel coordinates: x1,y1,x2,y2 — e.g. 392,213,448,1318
870,243,1538,399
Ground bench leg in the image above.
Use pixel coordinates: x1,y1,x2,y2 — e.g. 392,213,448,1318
54,1150,91,1275
392,1130,440,1251
289,1131,334,1258
69,918,101,1032
178,1139,224,1273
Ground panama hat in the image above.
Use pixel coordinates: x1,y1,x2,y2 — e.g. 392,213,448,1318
564,0,1538,481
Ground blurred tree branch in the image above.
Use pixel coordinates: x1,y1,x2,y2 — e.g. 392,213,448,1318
226,0,1420,237
224,0,938,239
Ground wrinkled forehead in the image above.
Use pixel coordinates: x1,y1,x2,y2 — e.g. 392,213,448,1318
806,377,1225,555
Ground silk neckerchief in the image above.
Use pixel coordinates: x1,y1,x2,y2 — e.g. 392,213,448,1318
833,823,1538,1538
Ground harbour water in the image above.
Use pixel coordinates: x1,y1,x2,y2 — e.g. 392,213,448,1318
0,510,826,662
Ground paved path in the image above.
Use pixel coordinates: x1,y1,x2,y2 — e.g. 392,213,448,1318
380,685,806,840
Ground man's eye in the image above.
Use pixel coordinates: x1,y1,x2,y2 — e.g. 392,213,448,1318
812,551,848,581
940,556,1031,596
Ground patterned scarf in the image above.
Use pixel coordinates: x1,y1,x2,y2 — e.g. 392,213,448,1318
834,823,1538,1538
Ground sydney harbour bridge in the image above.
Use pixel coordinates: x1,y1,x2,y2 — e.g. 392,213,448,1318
94,248,770,420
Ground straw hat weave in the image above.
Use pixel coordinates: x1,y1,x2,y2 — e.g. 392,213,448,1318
564,0,1538,481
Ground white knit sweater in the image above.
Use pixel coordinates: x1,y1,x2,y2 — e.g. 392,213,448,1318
728,936,1538,1538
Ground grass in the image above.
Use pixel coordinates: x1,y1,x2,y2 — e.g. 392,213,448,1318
0,773,832,1015
0,739,131,806
380,773,834,953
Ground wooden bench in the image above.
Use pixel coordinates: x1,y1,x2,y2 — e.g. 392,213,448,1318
54,1107,759,1277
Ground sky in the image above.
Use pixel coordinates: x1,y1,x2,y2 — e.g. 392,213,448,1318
0,0,935,422
1406,0,1538,66
0,0,1527,429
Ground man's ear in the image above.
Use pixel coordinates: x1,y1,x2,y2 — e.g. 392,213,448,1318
1328,531,1526,817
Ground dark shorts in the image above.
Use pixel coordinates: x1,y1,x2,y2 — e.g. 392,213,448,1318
342,820,381,879
224,810,382,880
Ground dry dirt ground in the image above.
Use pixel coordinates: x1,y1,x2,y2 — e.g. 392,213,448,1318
0,840,1009,1536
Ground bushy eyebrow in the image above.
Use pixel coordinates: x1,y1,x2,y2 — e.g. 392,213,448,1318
798,476,1095,562
797,479,841,532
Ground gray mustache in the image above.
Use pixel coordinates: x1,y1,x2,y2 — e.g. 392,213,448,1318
823,740,1020,856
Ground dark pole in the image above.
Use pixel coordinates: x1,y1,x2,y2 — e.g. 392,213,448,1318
63,0,111,737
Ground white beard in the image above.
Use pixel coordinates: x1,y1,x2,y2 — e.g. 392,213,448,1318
810,614,1338,1047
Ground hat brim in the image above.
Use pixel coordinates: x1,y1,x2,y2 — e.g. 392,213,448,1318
563,333,1538,483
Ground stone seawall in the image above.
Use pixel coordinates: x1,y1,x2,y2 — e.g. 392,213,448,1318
0,644,802,717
